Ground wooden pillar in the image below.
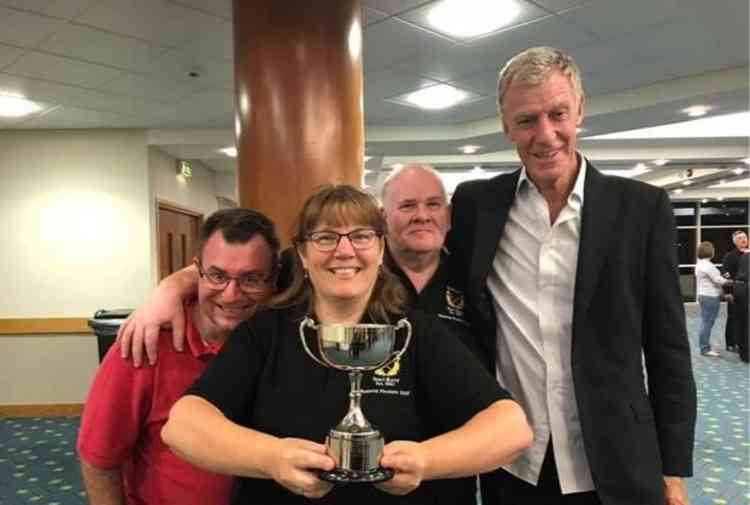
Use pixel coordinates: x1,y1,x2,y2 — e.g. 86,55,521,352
233,0,364,245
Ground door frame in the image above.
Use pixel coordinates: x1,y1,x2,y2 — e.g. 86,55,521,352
155,199,203,281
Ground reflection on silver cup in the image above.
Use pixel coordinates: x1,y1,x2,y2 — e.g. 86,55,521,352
299,318,412,483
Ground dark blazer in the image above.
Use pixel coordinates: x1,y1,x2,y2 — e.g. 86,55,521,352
447,162,697,505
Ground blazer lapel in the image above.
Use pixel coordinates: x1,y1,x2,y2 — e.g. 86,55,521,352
573,163,621,321
469,171,519,292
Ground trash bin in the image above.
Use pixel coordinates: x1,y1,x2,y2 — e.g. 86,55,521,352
88,309,133,362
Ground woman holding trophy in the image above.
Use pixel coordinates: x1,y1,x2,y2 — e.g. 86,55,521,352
162,185,532,504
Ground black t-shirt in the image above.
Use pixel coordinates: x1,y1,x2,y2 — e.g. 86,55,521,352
187,304,510,505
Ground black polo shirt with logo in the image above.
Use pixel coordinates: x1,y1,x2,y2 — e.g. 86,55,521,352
384,250,484,504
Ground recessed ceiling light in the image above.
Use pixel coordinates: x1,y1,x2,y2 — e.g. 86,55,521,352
459,144,481,154
701,198,709,203
364,156,372,162
682,105,711,117
673,188,684,194
732,167,745,175
0,94,42,117
681,180,693,186
741,157,750,164
427,0,522,39
717,196,725,201
471,165,484,173
402,84,469,110
219,147,237,157
392,163,404,170
634,162,648,171
653,159,670,166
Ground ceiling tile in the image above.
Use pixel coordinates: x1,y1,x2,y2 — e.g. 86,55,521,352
0,6,65,47
365,67,438,99
146,48,234,89
527,0,593,13
76,0,228,49
0,43,24,70
363,6,389,26
448,70,500,96
38,24,168,73
97,73,201,103
363,17,454,72
361,0,433,16
0,71,85,105
5,51,123,88
14,105,140,128
400,0,551,43
166,0,232,20
0,0,90,19
559,0,684,40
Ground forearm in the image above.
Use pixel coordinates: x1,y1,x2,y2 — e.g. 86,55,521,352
80,459,124,505
420,399,532,480
162,395,280,479
158,264,199,299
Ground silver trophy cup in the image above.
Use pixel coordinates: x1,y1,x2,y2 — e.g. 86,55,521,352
299,317,412,483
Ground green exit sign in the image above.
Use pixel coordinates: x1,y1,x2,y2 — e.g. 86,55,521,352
179,160,193,178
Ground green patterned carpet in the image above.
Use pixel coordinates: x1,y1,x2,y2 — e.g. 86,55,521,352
0,305,748,505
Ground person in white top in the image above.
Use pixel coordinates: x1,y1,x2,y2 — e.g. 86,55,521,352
695,241,732,357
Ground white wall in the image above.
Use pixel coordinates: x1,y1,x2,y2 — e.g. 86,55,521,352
149,147,222,217
0,129,153,405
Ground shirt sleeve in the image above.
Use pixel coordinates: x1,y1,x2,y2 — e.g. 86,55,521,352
76,342,154,468
411,310,512,433
706,263,728,287
185,316,269,423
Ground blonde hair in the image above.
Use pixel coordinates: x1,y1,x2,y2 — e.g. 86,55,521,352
497,46,584,130
697,241,715,259
270,184,407,322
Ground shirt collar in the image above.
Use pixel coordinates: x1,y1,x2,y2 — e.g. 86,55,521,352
515,152,587,210
185,300,225,358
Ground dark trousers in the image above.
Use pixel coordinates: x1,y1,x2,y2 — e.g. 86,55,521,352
480,442,601,505
725,301,736,349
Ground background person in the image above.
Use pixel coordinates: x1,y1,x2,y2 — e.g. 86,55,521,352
161,184,533,504
721,230,749,352
447,46,696,505
695,241,732,357
77,208,280,505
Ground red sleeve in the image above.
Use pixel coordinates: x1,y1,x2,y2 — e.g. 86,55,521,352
76,342,154,469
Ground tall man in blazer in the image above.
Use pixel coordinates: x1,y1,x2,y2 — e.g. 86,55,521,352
447,47,696,505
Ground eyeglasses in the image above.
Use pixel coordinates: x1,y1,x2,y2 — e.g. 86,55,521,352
305,228,380,252
196,261,273,293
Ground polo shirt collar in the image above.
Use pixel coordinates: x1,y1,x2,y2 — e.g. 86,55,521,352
185,300,225,358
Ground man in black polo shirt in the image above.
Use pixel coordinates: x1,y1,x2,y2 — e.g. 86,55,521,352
381,164,470,329
380,164,479,504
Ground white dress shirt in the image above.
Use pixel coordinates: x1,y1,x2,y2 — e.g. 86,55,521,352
695,258,726,297
486,156,595,493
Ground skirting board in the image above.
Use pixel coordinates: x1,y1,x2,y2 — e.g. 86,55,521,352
0,404,84,418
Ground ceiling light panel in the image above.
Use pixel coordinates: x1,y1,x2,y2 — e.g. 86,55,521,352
388,84,480,110
0,94,43,117
426,0,523,39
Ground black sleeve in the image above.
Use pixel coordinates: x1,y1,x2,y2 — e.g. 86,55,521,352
642,189,697,476
412,310,511,433
186,314,272,423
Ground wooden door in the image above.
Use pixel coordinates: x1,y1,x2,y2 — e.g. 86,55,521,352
158,202,202,281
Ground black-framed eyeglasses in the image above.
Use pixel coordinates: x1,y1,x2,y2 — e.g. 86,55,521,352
196,261,273,293
305,228,380,252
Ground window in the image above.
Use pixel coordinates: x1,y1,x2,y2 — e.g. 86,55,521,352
700,201,749,226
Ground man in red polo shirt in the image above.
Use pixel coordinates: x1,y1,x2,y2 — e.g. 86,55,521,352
77,208,280,505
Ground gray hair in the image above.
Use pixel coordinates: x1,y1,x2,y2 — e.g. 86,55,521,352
497,47,584,129
380,164,448,204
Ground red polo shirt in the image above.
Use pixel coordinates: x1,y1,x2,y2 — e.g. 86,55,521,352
77,303,232,505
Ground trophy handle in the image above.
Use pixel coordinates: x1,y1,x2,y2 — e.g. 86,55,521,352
299,317,329,368
387,318,412,365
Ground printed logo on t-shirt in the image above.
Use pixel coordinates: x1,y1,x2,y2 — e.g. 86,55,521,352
442,285,467,323
362,358,411,396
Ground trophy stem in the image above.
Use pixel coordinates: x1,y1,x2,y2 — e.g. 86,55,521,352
335,371,372,432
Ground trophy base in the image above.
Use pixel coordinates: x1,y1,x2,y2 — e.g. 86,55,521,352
317,467,394,484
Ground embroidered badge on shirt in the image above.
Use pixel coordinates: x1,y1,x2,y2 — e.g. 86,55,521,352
445,285,465,318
